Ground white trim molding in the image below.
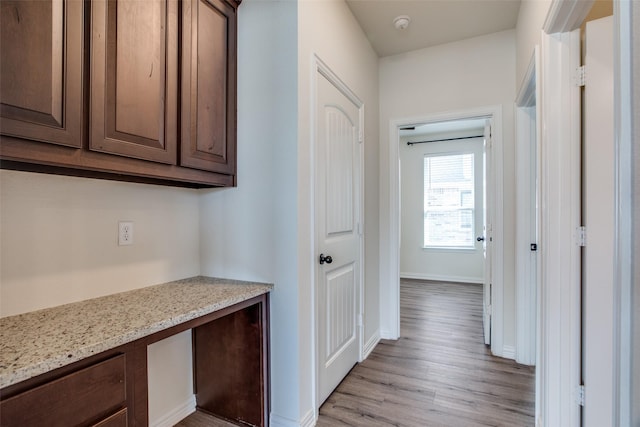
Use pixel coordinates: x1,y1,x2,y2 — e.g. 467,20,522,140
538,28,582,427
613,1,636,425
383,105,505,357
150,395,196,427
543,0,595,34
270,409,315,427
502,345,516,360
515,46,541,367
362,330,381,360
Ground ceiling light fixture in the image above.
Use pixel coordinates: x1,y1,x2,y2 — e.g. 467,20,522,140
393,15,411,30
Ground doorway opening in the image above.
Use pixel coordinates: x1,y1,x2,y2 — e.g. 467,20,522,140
384,106,506,358
399,119,491,345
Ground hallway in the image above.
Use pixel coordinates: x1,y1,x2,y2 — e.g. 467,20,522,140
316,279,535,426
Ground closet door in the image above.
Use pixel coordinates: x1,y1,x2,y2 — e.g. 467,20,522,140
90,0,178,164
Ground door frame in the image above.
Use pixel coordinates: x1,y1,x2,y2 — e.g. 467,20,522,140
383,105,505,357
310,54,364,412
613,1,636,425
537,27,582,427
515,46,541,367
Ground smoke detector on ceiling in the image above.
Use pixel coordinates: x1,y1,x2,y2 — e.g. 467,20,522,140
393,15,411,30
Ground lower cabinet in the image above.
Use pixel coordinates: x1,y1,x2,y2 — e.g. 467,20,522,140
0,354,128,427
194,301,268,426
0,295,269,427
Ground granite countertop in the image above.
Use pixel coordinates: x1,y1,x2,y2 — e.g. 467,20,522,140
0,276,273,389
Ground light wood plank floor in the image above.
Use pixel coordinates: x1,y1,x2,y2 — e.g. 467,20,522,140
177,279,535,426
316,279,535,427
174,410,237,427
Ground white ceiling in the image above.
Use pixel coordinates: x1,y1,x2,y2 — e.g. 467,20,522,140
345,0,522,57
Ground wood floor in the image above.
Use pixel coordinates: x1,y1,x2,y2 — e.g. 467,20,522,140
177,279,535,426
316,279,535,427
174,410,237,427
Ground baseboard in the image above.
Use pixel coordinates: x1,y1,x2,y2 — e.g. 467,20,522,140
502,345,516,360
300,408,315,427
362,331,380,360
400,272,483,284
150,395,196,427
379,328,398,340
270,408,315,427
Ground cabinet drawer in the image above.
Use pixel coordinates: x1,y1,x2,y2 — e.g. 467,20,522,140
0,354,126,427
92,408,127,427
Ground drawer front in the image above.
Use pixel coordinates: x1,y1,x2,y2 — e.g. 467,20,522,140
0,354,126,427
92,408,127,427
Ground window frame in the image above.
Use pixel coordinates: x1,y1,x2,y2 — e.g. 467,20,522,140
422,150,477,250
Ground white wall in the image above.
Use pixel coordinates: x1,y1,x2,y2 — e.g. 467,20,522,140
0,169,200,423
379,30,517,350
0,170,200,316
400,132,484,284
147,331,194,426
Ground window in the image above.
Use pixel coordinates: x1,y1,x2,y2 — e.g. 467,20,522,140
423,153,475,248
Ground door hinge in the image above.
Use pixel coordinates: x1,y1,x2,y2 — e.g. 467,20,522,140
357,222,363,236
576,65,586,87
357,314,363,327
358,129,363,143
577,226,587,247
575,384,585,406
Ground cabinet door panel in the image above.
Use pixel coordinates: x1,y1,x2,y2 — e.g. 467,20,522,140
0,0,83,147
0,354,126,427
181,0,236,174
91,0,177,164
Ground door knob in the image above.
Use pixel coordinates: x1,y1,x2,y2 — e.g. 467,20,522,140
477,236,485,242
319,253,333,265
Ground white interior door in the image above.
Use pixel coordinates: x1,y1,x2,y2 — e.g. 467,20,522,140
583,15,614,427
481,121,493,346
315,69,361,406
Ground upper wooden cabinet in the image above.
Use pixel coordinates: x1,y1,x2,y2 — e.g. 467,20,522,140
181,0,236,174
0,0,84,148
90,0,179,164
0,0,239,188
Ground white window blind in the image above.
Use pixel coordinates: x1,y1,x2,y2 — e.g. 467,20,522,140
423,153,475,248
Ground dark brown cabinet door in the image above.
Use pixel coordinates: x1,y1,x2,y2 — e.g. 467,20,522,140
0,0,84,148
90,0,178,164
181,0,237,174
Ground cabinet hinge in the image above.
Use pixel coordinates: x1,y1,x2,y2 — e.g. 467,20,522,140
577,226,587,247
576,65,586,87
575,384,585,406
357,314,363,327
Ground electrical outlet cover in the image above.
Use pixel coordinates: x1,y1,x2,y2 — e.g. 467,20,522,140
118,221,134,246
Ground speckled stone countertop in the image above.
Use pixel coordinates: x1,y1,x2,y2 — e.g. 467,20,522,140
0,276,273,389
